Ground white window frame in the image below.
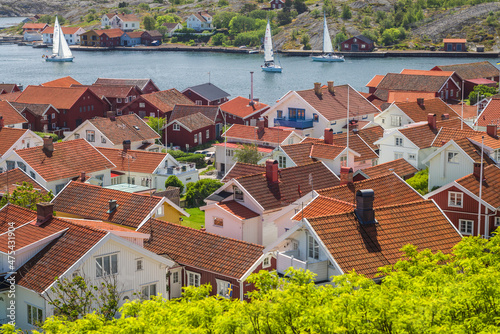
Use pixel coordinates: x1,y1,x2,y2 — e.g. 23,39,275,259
459,219,473,235
262,256,271,269
340,155,347,167
136,259,143,271
408,154,416,160
173,123,180,131
101,137,106,144
74,133,80,139
395,137,403,147
494,150,500,162
187,271,201,287
86,130,95,142
216,279,231,298
308,234,319,260
172,271,179,283
194,134,198,144
278,155,286,168
156,205,164,217
196,100,203,105
495,217,500,227
448,152,459,164
141,283,157,299
234,187,244,201
117,98,122,103
394,152,404,160
95,253,118,277
139,102,145,108
27,304,43,326
391,115,402,127
206,129,210,139
448,191,463,208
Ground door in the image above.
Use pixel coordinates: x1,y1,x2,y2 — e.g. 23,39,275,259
447,44,452,51
351,44,359,51
169,268,182,299
456,44,462,51
198,132,202,145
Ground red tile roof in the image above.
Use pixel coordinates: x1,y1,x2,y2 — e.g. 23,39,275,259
172,112,214,131
0,92,22,102
86,114,160,144
281,142,315,165
94,78,158,93
235,161,339,210
94,28,124,38
295,85,379,121
358,158,418,179
443,38,466,43
15,86,89,110
97,147,166,174
224,124,293,144
52,181,164,229
308,200,462,278
476,98,500,128
63,218,139,233
455,165,500,208
22,23,48,30
77,84,139,98
170,104,220,123
217,200,260,220
291,195,354,220
15,139,115,182
0,101,28,125
139,218,263,279
448,104,478,120
305,133,378,162
0,84,20,94
432,61,499,81
42,76,82,88
41,26,83,35
377,73,449,93
0,127,28,156
213,142,273,153
366,75,385,88
117,13,139,22
400,69,455,77
431,127,483,147
435,117,470,130
222,162,266,182
139,89,194,113
220,97,269,118
469,133,500,150
0,168,48,196
398,123,437,149
317,173,422,207
450,137,495,164
356,125,384,151
310,143,346,160
394,98,459,122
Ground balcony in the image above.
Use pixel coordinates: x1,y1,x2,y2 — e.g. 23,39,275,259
274,118,313,129
156,163,197,176
277,251,329,281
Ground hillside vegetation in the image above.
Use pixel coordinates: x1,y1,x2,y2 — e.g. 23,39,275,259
2,0,500,50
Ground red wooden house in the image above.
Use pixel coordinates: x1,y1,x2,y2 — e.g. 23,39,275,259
270,0,285,9
14,86,108,130
81,29,124,47
120,88,194,120
340,35,374,52
10,102,60,132
141,30,163,46
0,84,21,95
165,111,215,151
74,85,142,112
426,164,500,238
220,96,269,126
94,78,159,95
443,39,466,52
182,83,230,106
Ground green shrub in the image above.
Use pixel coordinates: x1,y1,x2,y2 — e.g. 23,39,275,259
176,154,206,169
164,175,184,193
406,168,428,195
35,132,59,141
185,179,223,207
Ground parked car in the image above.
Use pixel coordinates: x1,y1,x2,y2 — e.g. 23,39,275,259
205,152,215,164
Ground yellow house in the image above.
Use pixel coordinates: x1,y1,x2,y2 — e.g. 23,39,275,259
51,181,189,230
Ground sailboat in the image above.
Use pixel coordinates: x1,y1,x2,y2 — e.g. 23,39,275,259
45,17,74,62
261,19,282,73
312,15,344,62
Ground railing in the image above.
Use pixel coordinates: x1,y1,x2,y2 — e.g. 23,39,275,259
274,118,314,129
156,163,196,176
277,252,329,281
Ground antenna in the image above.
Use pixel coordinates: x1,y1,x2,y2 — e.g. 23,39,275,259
346,85,350,168
477,136,484,237
119,150,136,187
208,72,211,84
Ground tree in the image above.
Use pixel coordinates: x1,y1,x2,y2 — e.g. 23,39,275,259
143,15,156,31
234,144,260,164
229,16,256,35
0,182,54,210
469,84,499,105
277,10,292,26
144,116,165,142
341,4,352,19
240,3,258,13
185,179,223,207
164,175,184,193
406,168,428,195
213,12,237,30
293,0,308,14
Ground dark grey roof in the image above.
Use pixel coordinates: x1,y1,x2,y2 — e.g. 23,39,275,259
206,190,232,202
183,83,230,102
354,35,374,44
10,102,53,116
94,78,158,92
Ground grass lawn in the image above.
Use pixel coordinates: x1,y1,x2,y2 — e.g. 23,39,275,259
180,207,205,230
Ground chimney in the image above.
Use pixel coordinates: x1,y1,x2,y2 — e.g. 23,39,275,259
314,82,322,96
417,98,424,107
487,124,498,138
324,128,333,145
200,227,206,232
35,202,54,226
473,162,486,181
80,171,86,182
257,117,265,135
355,189,376,224
249,71,254,106
43,136,54,156
107,199,118,213
107,110,116,121
0,116,3,129
340,166,353,185
123,140,131,151
427,113,437,131
441,113,449,120
265,159,279,184
327,81,334,94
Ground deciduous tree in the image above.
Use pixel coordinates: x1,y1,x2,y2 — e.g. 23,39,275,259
234,143,260,164
0,182,54,210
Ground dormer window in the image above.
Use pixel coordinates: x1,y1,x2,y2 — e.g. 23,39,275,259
447,152,459,164
494,149,500,162
395,137,403,147
234,187,244,201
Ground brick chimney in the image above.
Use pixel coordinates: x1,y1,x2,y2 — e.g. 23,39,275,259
35,202,54,226
417,98,424,107
107,110,116,121
123,140,131,151
354,189,376,224
487,124,498,138
42,136,54,157
473,162,485,180
340,166,353,185
257,117,265,136
0,116,4,129
327,81,334,94
441,113,449,120
107,199,118,213
324,128,333,145
266,159,279,184
314,82,322,96
427,113,437,131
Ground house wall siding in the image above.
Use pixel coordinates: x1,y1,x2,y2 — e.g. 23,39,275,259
428,147,474,191
204,205,244,240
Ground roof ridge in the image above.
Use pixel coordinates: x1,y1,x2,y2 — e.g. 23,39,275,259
319,172,396,193
316,195,355,207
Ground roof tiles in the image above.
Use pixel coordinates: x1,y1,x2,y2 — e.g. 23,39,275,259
87,114,160,144
0,168,49,196
217,200,260,220
97,147,166,174
222,162,266,182
433,61,499,80
0,101,27,125
220,97,269,118
224,124,293,144
358,158,418,179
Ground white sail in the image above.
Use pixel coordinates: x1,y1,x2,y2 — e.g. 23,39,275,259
322,15,334,54
52,16,60,55
264,20,274,62
58,25,73,59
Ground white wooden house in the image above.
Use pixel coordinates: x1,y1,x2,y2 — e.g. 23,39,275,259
41,26,86,45
186,11,213,31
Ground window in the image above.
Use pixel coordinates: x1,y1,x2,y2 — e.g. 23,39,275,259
86,130,95,142
74,133,80,139
395,137,403,147
101,137,106,144
172,271,179,283
196,100,203,105
288,108,305,120
278,155,286,168
139,103,145,108
340,155,347,167
495,217,500,227
313,113,319,122
117,98,122,103
331,121,337,125
234,187,244,201
30,171,36,180
344,43,348,48
96,254,118,277
216,279,232,298
187,271,201,287
448,192,463,208
94,174,104,186
391,115,402,127
214,217,224,227
408,154,416,160
173,123,180,131
394,152,404,160
381,118,385,124
55,183,65,194
141,284,156,299
127,176,135,185
277,110,283,119
194,134,198,144
136,259,143,271
308,234,319,260
226,149,233,157
262,256,271,268
447,152,459,163
156,205,164,217
16,161,26,172
494,150,500,162
459,219,473,235
27,305,43,325
362,115,368,119
361,44,366,49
